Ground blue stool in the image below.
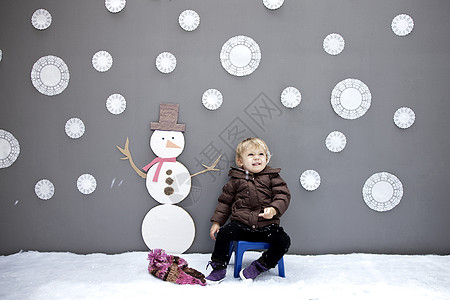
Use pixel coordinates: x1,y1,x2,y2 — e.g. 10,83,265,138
229,241,285,278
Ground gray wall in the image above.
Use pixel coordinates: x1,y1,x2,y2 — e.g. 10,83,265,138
1,0,450,255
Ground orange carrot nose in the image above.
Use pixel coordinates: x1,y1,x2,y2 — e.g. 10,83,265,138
166,140,181,148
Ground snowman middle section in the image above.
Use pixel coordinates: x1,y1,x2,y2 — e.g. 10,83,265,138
145,161,192,204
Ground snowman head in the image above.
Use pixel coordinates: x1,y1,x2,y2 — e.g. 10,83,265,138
149,103,186,158
150,130,185,158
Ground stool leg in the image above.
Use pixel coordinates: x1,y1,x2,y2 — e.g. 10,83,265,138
277,257,285,277
234,244,244,278
228,241,235,264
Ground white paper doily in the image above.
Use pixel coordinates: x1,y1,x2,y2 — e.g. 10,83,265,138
325,131,347,153
77,174,97,195
263,0,284,10
323,33,345,55
0,129,20,169
281,86,302,108
105,0,126,13
220,35,261,77
394,107,415,129
362,172,403,212
65,118,85,139
179,10,200,31
92,51,113,72
202,89,223,110
392,14,414,36
156,52,177,74
31,55,70,96
35,179,55,200
331,78,371,120
106,94,126,114
31,9,52,30
300,170,321,191
141,204,195,254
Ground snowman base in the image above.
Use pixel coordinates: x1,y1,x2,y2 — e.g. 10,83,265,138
141,204,195,254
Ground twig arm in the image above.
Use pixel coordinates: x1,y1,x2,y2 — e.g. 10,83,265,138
191,154,222,178
117,137,147,179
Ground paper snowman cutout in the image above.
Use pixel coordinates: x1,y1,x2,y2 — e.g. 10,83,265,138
117,103,220,254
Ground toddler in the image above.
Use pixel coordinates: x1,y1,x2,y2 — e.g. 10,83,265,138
206,137,291,284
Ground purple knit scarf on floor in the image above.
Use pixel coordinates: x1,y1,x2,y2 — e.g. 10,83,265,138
147,249,206,286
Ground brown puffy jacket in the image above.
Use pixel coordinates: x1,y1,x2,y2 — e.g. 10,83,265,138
210,166,290,230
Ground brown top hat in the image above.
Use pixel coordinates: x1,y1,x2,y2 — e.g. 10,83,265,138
150,103,186,132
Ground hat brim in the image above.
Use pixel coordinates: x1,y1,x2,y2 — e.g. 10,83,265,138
150,122,186,132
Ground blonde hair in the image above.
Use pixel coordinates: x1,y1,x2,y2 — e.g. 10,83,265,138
235,137,271,166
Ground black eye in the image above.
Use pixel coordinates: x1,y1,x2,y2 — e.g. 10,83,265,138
162,137,165,140
172,137,175,139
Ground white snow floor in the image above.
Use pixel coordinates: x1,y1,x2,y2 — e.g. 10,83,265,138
1,251,449,300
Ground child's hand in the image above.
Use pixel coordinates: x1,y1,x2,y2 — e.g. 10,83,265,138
210,222,220,240
258,207,277,219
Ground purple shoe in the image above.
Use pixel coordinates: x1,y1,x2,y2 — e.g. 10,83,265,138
239,259,269,281
205,261,227,284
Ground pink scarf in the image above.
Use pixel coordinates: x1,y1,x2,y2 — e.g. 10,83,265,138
142,157,176,182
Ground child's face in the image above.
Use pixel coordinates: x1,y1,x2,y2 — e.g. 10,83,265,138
237,146,267,174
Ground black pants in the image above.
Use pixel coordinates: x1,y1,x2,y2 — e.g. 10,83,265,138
211,221,291,269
